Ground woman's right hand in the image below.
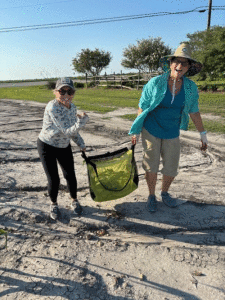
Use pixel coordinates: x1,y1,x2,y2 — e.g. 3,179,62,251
77,112,89,125
131,135,139,145
77,112,88,119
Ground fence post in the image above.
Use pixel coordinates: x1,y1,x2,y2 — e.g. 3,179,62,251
137,70,140,90
85,73,87,87
121,70,123,89
105,72,107,86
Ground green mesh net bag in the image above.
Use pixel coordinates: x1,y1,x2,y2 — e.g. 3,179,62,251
82,145,139,202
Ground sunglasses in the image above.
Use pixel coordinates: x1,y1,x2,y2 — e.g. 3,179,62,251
172,58,190,67
58,88,75,96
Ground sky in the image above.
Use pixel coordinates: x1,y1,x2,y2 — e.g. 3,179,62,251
0,0,224,81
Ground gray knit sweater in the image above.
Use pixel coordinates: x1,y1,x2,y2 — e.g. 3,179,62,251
39,99,89,149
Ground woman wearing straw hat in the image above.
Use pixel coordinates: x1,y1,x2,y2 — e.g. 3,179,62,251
130,43,208,213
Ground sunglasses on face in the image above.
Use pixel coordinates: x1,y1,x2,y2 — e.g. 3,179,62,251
58,88,75,96
172,58,190,67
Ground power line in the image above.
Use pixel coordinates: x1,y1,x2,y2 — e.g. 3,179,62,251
0,6,224,33
2,10,203,30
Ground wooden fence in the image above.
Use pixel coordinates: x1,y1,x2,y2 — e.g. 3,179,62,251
83,71,161,90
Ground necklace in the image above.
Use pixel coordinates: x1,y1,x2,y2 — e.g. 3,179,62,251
171,78,181,104
168,76,183,104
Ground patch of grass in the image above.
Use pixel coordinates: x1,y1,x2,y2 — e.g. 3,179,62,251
0,85,53,103
0,85,224,133
74,87,141,109
189,118,225,134
198,93,225,118
194,80,225,85
120,114,137,121
74,87,140,112
0,85,141,113
1,85,224,114
75,103,115,113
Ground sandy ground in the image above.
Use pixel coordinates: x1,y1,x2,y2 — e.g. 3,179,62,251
0,98,225,300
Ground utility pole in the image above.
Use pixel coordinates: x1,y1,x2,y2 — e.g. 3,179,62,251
207,0,212,30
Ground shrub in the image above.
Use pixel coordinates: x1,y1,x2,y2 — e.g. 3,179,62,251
121,81,135,88
209,84,218,92
46,81,56,90
74,82,85,88
106,81,115,86
128,75,143,80
199,84,208,91
87,81,97,88
217,83,225,91
138,80,147,86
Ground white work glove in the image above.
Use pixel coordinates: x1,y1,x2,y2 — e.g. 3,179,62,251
200,131,208,151
77,112,89,125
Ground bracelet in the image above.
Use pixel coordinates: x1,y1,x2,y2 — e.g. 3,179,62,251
200,130,207,135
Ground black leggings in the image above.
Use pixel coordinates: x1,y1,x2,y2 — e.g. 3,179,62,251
37,138,77,203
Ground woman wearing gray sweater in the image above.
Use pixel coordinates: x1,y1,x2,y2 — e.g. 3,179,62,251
37,77,89,220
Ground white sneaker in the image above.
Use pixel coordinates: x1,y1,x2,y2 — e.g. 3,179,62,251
71,200,83,215
50,204,60,220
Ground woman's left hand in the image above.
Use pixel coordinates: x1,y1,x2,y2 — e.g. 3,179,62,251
200,142,207,151
200,131,208,151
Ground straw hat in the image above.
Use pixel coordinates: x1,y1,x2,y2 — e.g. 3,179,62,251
159,43,203,76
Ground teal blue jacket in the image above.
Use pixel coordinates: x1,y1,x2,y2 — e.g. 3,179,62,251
129,71,199,135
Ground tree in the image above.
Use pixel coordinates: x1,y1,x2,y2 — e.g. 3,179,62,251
121,37,172,73
187,26,225,80
121,44,142,72
72,48,112,76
